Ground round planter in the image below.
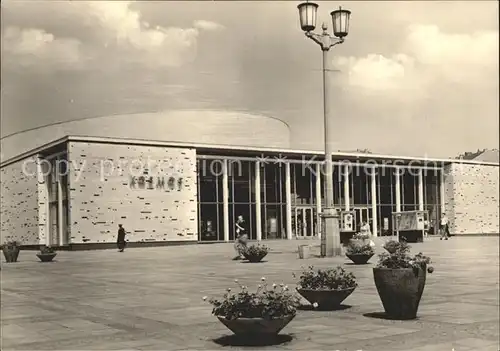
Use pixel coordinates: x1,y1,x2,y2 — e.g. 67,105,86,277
346,253,374,264
36,253,57,262
216,314,295,336
297,287,356,310
2,248,20,263
243,252,268,263
373,267,426,320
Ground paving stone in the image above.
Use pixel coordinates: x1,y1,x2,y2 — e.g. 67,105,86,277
1,236,499,350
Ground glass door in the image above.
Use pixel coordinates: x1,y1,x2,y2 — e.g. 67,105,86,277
294,207,316,238
353,207,370,232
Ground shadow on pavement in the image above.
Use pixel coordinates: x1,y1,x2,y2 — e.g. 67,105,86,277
363,312,421,321
213,334,294,347
298,304,352,311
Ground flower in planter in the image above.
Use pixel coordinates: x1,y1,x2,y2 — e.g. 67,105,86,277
204,278,300,320
293,266,358,309
377,242,434,274
294,266,358,291
373,240,434,319
346,240,375,255
241,244,270,262
39,246,56,254
382,239,404,254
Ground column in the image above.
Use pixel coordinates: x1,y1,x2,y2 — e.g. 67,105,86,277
222,160,230,242
57,171,64,246
315,163,322,240
440,169,445,213
395,167,401,212
255,161,262,241
418,168,424,211
371,167,378,237
343,164,350,210
285,162,293,240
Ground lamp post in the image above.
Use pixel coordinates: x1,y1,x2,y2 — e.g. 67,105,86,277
298,1,351,257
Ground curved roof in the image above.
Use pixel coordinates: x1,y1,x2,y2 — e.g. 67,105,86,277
0,110,290,163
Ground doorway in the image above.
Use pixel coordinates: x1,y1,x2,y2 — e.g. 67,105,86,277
353,207,370,232
294,207,316,238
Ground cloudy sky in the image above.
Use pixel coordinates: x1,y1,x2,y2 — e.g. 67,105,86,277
1,1,498,158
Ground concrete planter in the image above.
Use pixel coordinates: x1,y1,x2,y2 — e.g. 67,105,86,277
216,315,295,336
36,253,57,262
297,287,356,310
373,267,427,320
242,252,268,263
346,253,373,264
2,247,20,263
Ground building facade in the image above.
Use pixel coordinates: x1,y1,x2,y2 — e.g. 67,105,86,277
1,111,498,248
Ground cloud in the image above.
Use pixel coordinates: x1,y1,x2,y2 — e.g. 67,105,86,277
335,24,498,96
193,20,225,31
2,27,83,69
1,1,225,70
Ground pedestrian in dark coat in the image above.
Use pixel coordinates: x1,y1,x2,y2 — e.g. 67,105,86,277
117,224,127,252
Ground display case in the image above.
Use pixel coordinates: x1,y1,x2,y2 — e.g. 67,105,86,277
392,210,427,243
339,210,356,246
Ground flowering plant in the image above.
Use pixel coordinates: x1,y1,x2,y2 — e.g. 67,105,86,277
383,239,403,254
346,240,374,255
377,240,434,274
204,277,300,320
294,266,357,290
242,244,269,257
39,246,56,254
354,232,371,241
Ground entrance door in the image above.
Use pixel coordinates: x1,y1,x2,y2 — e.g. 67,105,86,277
294,207,316,238
353,207,370,231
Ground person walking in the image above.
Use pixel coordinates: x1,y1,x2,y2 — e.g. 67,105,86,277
439,214,450,240
117,224,127,252
232,215,248,260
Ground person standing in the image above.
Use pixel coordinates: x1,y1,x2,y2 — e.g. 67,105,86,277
233,215,248,260
117,224,127,252
440,214,450,240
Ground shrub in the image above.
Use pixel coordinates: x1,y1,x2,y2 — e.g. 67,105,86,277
242,244,269,258
204,277,300,320
353,232,371,241
377,240,434,274
383,239,404,254
346,240,374,255
294,266,357,290
40,246,56,254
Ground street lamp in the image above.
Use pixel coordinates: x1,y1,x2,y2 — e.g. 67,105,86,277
298,1,351,257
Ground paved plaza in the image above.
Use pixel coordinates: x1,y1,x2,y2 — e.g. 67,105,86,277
1,236,499,351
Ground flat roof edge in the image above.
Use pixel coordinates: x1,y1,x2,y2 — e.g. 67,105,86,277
1,135,499,168
0,136,69,168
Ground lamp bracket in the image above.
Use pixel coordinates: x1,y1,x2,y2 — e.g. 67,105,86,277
305,31,344,51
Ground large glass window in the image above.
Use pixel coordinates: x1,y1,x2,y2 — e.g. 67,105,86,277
423,168,441,234
332,164,345,207
291,162,319,238
229,160,256,240
291,163,315,206
377,168,393,206
401,170,417,207
261,163,286,239
45,153,69,246
197,159,223,241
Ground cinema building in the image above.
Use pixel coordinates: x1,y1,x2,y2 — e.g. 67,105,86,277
1,111,498,249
